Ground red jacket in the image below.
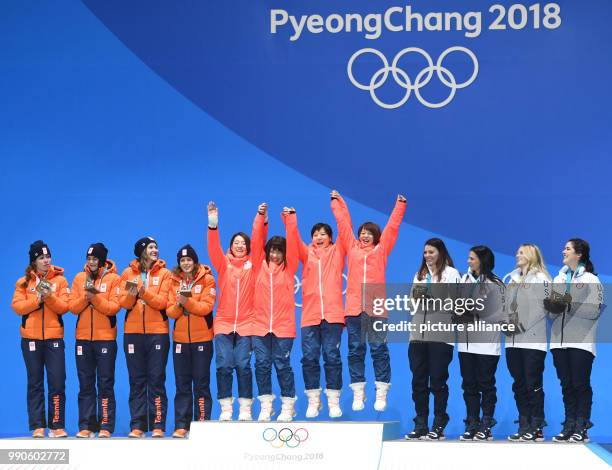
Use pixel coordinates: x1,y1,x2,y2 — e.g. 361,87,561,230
208,213,267,336
119,259,172,335
167,264,216,343
289,204,346,328
69,260,121,341
333,196,406,316
252,212,299,338
12,265,70,340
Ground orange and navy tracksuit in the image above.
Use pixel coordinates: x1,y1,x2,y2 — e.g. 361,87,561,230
333,195,406,385
69,260,121,433
12,266,69,430
167,265,216,427
208,213,267,399
286,203,346,392
119,259,172,432
251,212,299,398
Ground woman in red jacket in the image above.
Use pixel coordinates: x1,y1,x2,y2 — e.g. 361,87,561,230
207,201,268,421
69,243,121,438
251,209,299,422
118,236,172,438
331,191,406,413
286,197,346,419
11,241,70,438
167,244,216,438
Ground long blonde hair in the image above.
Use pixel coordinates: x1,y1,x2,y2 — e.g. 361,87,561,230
517,244,551,281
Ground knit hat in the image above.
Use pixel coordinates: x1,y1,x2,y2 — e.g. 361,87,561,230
29,240,51,263
134,236,157,258
177,244,199,265
87,242,108,265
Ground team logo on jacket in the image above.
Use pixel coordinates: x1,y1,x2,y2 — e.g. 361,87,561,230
262,427,309,448
152,277,159,286
244,261,252,270
194,285,202,294
100,283,107,293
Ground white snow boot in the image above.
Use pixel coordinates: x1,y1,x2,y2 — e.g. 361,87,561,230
257,394,275,422
305,389,322,418
238,397,254,421
350,382,366,411
218,397,234,421
325,389,343,418
277,396,297,422
374,382,391,412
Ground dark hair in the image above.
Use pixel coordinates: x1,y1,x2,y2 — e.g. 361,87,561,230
172,263,201,277
310,223,333,241
357,222,381,245
230,232,251,256
469,245,503,285
417,238,455,282
568,238,596,274
20,264,36,288
265,236,287,268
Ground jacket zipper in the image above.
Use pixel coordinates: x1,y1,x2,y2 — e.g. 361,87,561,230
318,259,324,320
362,253,368,312
233,277,240,333
90,305,94,341
42,303,45,340
560,310,565,346
269,271,274,333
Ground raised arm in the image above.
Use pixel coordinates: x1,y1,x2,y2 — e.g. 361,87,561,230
251,203,268,269
282,209,300,274
207,201,227,274
286,209,309,264
380,195,407,253
330,190,355,253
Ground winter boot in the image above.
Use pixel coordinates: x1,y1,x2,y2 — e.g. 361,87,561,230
237,398,253,421
325,389,343,419
349,382,366,411
374,382,391,412
218,397,234,421
277,396,297,422
257,394,275,422
305,389,322,418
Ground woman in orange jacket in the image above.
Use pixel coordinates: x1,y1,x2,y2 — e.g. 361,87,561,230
69,243,121,438
207,201,268,421
11,241,70,438
331,191,406,413
285,197,346,419
119,236,172,438
166,244,216,438
251,209,299,422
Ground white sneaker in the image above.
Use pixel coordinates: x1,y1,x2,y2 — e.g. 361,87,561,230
218,397,234,421
349,382,366,411
305,389,322,418
238,398,254,421
277,396,297,422
325,389,342,419
257,395,275,422
374,381,391,412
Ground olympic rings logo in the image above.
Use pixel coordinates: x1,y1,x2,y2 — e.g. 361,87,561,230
262,427,309,448
347,46,478,109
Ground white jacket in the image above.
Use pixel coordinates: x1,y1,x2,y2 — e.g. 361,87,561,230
457,272,504,356
503,268,550,352
549,265,603,357
409,265,461,345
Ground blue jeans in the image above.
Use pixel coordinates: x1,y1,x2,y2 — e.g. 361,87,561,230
345,313,391,384
214,333,253,399
301,321,343,391
252,334,295,397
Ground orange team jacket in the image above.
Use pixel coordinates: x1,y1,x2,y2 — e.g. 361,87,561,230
69,260,121,341
333,196,406,317
252,212,299,338
166,264,217,343
12,265,70,340
287,203,346,328
208,213,267,336
119,259,172,335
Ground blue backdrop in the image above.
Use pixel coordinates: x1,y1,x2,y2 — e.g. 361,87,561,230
0,0,610,439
